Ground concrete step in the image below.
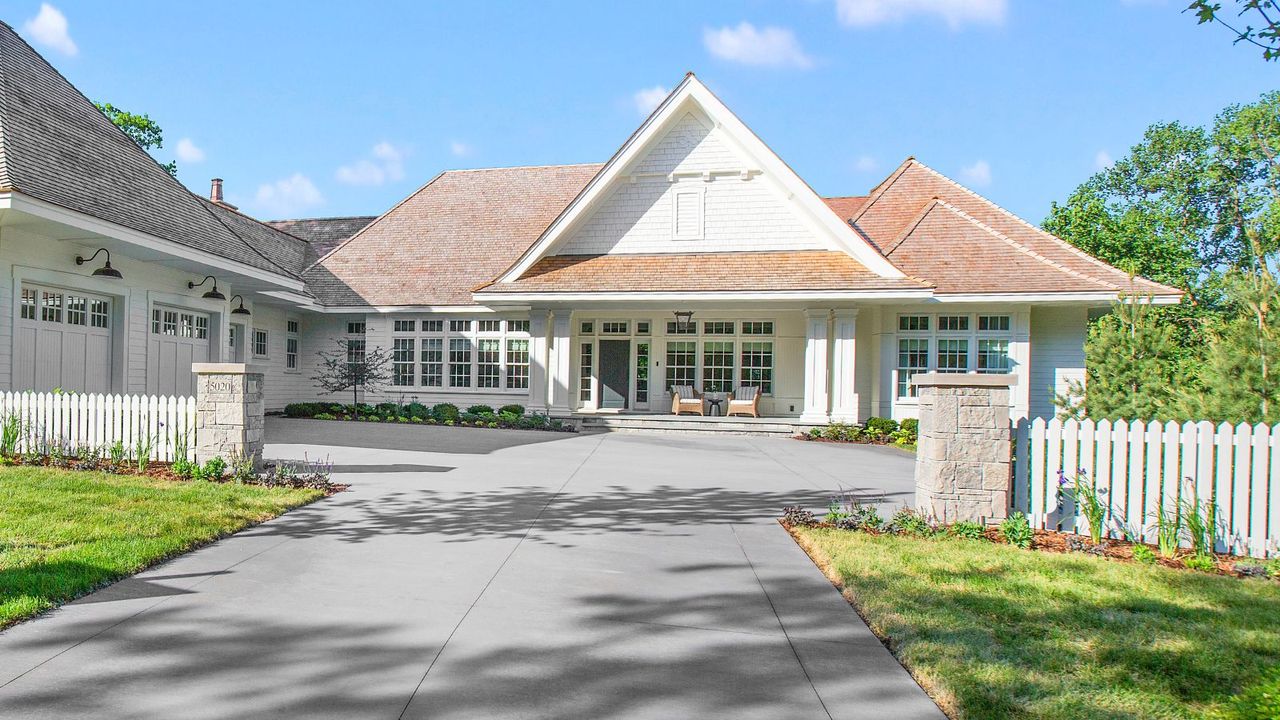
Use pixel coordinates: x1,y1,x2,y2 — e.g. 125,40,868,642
577,415,807,437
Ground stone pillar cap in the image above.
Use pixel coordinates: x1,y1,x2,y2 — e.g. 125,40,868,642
911,372,1017,388
191,363,269,375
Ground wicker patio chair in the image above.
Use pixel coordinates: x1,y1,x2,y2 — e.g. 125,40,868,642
670,385,705,416
726,386,761,418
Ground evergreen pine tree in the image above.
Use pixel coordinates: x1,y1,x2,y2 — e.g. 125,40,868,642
1187,274,1280,424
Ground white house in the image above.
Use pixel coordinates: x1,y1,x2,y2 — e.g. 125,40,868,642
0,24,1181,423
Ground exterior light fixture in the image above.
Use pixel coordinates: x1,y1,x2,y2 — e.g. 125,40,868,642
673,310,694,333
229,294,251,316
188,275,226,301
75,248,123,279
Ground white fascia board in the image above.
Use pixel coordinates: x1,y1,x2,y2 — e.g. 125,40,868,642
472,289,935,303
933,292,1182,305
497,75,904,283
10,192,307,292
308,305,512,314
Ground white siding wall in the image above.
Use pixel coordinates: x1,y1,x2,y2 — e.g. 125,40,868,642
1028,305,1087,420
558,112,823,255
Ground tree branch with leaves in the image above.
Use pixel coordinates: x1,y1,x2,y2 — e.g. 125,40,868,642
311,338,392,413
1187,0,1280,60
95,101,177,176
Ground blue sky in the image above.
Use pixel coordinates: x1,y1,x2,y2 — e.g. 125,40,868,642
5,1,1274,223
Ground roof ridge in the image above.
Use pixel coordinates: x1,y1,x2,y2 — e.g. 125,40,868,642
304,171,448,273
910,159,1178,292
0,28,9,192
442,162,605,173
931,199,1122,291
267,214,379,224
849,156,916,226
882,197,941,256
198,198,299,278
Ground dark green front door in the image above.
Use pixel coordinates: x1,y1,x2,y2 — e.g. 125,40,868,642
599,339,630,409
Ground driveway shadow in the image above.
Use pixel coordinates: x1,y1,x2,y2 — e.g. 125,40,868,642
266,416,579,455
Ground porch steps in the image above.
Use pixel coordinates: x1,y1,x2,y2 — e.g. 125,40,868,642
576,414,812,437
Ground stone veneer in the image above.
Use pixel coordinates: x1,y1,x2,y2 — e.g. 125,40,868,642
193,363,265,469
912,372,1018,524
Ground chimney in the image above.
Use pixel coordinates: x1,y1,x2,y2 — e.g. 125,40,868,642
210,178,224,204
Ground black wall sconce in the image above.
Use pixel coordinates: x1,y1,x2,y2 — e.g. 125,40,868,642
229,294,251,316
673,310,694,333
188,275,226,301
75,248,123,279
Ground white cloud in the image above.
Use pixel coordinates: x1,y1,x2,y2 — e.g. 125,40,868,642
252,173,323,217
703,22,813,69
335,142,406,186
835,0,1006,29
23,3,77,56
449,140,472,158
1094,150,1114,170
632,86,670,116
175,138,205,164
854,155,879,173
960,159,992,186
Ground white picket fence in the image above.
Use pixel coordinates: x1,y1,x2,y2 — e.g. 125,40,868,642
1014,418,1280,558
0,391,196,462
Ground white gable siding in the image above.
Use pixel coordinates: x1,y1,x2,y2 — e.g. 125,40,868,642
558,112,824,255
1029,305,1087,419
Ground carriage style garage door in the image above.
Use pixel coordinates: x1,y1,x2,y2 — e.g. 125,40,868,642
15,284,113,393
147,306,211,397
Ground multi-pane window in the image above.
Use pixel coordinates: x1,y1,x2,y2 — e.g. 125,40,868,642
897,339,930,398
422,319,444,333
162,310,178,336
477,339,501,388
702,341,735,392
978,339,1011,373
253,329,268,358
451,320,473,333
506,339,529,389
180,314,195,339
89,299,109,328
636,342,650,403
393,338,415,386
899,315,929,331
507,320,530,333
936,338,969,373
420,338,443,387
740,342,774,394
666,320,696,335
346,338,366,368
20,288,37,320
580,321,595,334
938,315,969,332
347,321,366,335
394,320,415,333
636,321,651,335
42,291,63,323
287,320,299,334
286,338,299,370
741,321,774,335
665,341,696,390
579,343,594,402
601,321,629,334
703,321,735,335
66,296,87,326
449,338,472,387
194,315,208,340
477,319,502,333
979,315,1010,332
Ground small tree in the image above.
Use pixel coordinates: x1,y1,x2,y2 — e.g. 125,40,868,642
312,338,392,413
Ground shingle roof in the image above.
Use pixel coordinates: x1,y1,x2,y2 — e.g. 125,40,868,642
476,251,930,294
201,199,312,278
849,159,1181,297
822,196,870,221
306,164,604,306
265,216,376,264
0,22,295,278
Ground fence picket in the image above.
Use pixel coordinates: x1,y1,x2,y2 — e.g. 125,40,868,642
1046,419,1063,530
1214,423,1236,554
1061,419,1079,533
1250,424,1270,558
1015,419,1030,514
1030,417,1047,525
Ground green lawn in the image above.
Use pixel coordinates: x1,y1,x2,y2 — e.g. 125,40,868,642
0,466,322,628
792,527,1280,720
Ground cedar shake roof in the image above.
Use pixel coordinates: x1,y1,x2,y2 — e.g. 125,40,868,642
305,164,604,306
0,22,299,279
822,196,870,221
476,251,930,294
850,159,1181,297
266,216,377,264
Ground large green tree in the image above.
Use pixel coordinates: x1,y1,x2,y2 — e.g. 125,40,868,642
95,102,177,176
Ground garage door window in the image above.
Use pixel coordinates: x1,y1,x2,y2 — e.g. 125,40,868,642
41,291,62,323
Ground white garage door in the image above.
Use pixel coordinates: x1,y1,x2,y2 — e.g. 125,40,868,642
14,284,113,394
147,306,211,397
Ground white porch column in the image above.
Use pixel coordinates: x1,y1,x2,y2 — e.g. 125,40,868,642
528,310,550,413
830,309,859,423
800,309,831,424
548,312,573,414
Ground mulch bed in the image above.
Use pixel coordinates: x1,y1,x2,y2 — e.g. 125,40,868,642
1,456,347,495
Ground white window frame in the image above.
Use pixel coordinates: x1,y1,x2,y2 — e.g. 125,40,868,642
894,312,1014,400
285,318,299,372
252,328,269,359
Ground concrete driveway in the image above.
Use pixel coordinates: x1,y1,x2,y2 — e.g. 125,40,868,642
0,418,941,719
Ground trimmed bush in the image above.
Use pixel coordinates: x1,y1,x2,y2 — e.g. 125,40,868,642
406,402,429,420
283,402,327,418
499,404,525,417
431,403,460,422
467,404,495,416
999,512,1034,549
863,416,899,441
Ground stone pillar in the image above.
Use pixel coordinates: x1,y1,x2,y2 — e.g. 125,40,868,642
800,309,831,424
193,363,265,469
829,309,859,423
548,312,573,414
912,372,1017,524
527,311,550,413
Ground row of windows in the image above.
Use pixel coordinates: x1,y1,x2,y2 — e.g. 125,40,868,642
391,337,531,390
896,314,1014,398
662,340,774,395
21,287,110,329
577,320,775,337
151,308,209,340
392,319,530,334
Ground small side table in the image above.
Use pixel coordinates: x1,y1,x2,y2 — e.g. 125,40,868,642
705,394,725,416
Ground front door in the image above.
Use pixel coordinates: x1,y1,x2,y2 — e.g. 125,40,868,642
598,339,630,410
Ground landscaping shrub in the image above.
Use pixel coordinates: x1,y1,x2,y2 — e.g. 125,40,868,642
887,507,934,536
863,416,899,441
283,402,327,418
498,411,520,425
1185,554,1218,572
431,403,460,422
890,418,918,447
1000,511,1034,549
405,402,429,419
499,404,525,417
1131,544,1158,564
467,404,495,416
949,520,985,540
313,412,335,420
821,423,862,442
